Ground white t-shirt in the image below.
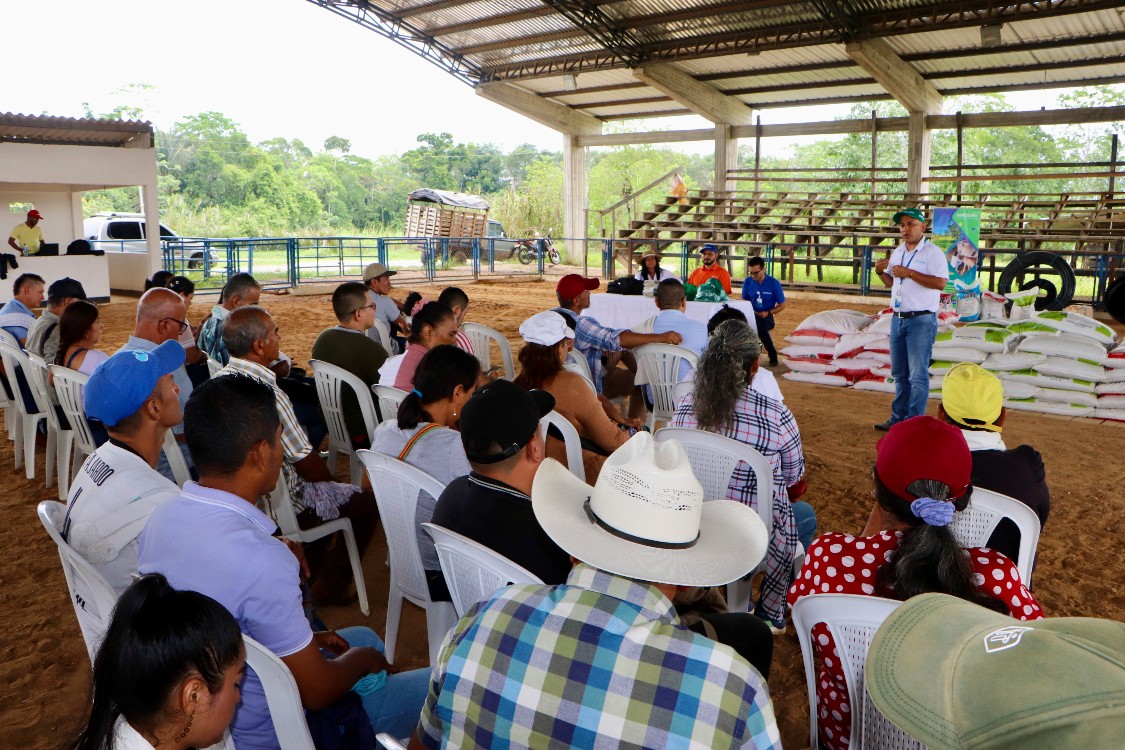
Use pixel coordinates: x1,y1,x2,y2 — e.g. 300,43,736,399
379,353,405,385
64,441,180,595
752,367,784,403
888,239,949,313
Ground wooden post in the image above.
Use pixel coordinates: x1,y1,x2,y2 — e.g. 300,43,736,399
870,110,877,196
563,133,587,269
956,111,964,202
907,111,932,199
754,115,762,195
1110,133,1119,195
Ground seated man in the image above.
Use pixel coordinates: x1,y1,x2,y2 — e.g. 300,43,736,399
363,262,409,354
649,278,707,374
310,281,390,447
0,272,45,344
64,341,184,594
686,243,732,294
438,286,475,357
197,271,261,365
217,306,377,606
940,363,1050,562
553,273,681,422
26,276,86,363
139,375,429,749
431,379,568,584
413,433,781,749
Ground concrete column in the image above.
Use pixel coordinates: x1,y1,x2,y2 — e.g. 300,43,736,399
906,111,932,199
714,124,738,195
562,132,587,264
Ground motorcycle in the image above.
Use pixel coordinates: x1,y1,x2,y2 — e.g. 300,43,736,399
516,232,562,266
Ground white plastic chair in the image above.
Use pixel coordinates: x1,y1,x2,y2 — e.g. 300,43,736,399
950,487,1041,585
37,500,120,663
564,349,597,393
671,378,693,405
372,384,408,425
634,343,699,431
358,450,456,664
377,734,407,750
0,340,54,480
242,633,317,750
50,366,99,492
422,522,544,618
263,473,370,616
368,318,394,353
461,322,515,380
206,357,224,378
310,360,378,485
540,410,586,483
0,327,18,441
25,351,69,495
162,430,192,488
654,426,775,611
791,594,922,750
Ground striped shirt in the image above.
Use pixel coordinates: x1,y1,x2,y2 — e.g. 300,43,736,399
417,563,782,750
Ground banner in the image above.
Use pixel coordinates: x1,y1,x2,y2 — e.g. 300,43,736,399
933,207,982,321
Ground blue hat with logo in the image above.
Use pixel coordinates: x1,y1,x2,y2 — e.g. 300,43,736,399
85,341,185,427
699,244,719,255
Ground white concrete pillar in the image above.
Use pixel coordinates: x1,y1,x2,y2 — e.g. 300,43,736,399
562,133,587,263
907,112,932,198
140,180,162,276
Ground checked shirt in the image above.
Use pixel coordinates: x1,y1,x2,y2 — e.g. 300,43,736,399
672,387,805,625
417,563,781,749
554,307,624,392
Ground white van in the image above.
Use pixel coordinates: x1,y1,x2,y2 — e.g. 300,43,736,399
83,212,223,269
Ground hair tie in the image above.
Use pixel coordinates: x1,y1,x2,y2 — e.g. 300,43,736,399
411,389,423,399
910,496,954,527
410,296,430,316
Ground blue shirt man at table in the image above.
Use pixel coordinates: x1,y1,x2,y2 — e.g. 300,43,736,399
139,375,429,750
740,257,786,367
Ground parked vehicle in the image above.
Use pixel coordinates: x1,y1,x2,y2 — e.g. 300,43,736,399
83,212,224,269
516,232,562,266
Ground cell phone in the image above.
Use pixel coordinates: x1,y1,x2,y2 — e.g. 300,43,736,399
485,366,503,375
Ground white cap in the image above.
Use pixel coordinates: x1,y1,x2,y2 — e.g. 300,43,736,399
519,311,576,346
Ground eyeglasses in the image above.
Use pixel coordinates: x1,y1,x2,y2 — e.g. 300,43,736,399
352,303,376,316
160,317,190,334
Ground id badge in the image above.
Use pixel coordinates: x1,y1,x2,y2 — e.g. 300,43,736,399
893,288,903,310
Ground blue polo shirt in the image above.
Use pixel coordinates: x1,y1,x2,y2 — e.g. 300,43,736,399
741,273,786,313
138,482,313,750
0,298,35,342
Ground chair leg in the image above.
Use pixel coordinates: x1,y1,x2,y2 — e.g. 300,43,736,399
23,416,38,480
384,590,403,662
425,602,457,666
57,431,74,500
12,410,24,470
44,425,57,490
726,579,753,613
340,524,370,616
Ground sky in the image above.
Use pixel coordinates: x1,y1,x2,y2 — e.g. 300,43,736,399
0,0,1097,162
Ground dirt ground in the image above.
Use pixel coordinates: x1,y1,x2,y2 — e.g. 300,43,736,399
6,278,1125,749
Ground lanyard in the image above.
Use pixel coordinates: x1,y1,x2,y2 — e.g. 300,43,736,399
901,246,922,270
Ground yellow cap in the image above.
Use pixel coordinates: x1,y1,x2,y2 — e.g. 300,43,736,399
941,363,1003,432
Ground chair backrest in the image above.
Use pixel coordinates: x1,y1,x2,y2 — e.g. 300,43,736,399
358,450,447,604
949,487,1041,584
368,318,394,353
540,410,586,482
792,594,923,750
206,356,224,378
263,472,302,536
564,349,594,384
372,384,408,425
0,327,19,349
24,351,63,431
161,430,192,487
634,343,699,422
50,365,98,455
310,359,378,448
671,378,693,405
461,322,515,379
37,500,120,663
376,734,408,750
654,426,774,533
0,340,44,416
422,522,544,618
242,633,317,750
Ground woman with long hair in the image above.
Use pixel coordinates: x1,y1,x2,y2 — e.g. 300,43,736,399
671,319,811,631
71,573,244,750
392,301,458,390
513,311,631,483
788,415,1042,750
373,345,482,600
54,300,108,375
633,248,680,283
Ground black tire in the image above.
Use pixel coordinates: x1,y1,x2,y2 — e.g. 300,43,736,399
548,248,562,265
1104,276,1125,323
997,251,1076,311
518,245,535,265
187,253,203,270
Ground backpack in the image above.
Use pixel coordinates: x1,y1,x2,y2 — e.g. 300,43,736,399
606,276,644,295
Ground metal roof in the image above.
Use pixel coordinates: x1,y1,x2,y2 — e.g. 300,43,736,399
309,0,1125,123
0,113,153,148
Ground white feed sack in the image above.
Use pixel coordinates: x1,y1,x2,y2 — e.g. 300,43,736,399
794,309,873,335
982,352,1047,372
1016,331,1110,363
933,327,1018,353
782,371,851,387
1033,357,1108,383
1031,310,1117,346
1005,288,1045,321
980,290,1008,321
853,376,897,394
1005,398,1096,418
1002,369,1098,393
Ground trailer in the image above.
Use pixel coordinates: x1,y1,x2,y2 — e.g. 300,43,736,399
405,188,490,260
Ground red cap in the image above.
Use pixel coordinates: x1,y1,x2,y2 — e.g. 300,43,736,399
875,415,970,499
556,274,599,300
27,210,43,220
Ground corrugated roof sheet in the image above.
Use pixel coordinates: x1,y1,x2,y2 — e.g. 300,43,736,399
0,113,153,147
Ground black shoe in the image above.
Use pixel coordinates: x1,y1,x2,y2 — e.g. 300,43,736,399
768,359,779,367
874,420,892,431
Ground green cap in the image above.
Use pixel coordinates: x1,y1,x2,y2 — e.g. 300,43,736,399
892,208,926,224
867,593,1125,750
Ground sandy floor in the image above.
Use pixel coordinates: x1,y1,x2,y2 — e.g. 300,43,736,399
6,278,1125,749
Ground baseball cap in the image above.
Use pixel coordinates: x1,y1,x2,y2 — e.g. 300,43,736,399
84,342,186,427
892,208,925,224
556,274,599,301
875,415,970,499
519,311,575,346
27,209,43,220
868,592,1125,750
942,363,1004,432
47,277,86,302
362,262,397,282
699,244,718,255
459,380,555,464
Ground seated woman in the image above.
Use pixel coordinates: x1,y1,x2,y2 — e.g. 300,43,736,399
634,248,681,284
705,304,783,403
53,299,110,444
513,311,633,484
393,301,458,391
788,415,1042,750
373,345,481,600
671,319,814,631
71,573,244,750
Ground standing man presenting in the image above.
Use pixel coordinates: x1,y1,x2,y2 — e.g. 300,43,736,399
741,256,786,367
873,208,949,431
686,243,732,294
8,209,44,256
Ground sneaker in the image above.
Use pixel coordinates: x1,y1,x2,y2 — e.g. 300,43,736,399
874,420,893,431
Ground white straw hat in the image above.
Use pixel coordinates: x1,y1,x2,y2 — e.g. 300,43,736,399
519,310,576,347
532,432,768,587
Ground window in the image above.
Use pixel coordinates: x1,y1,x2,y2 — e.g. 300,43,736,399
106,221,143,240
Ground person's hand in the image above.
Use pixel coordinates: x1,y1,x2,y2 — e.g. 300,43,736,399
661,331,683,345
363,648,403,675
890,265,912,279
874,257,889,275
280,537,310,580
270,360,291,378
314,630,350,656
617,416,644,430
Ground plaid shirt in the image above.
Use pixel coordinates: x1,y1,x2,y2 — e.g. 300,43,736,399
672,388,805,624
555,307,623,391
217,358,311,510
417,563,781,750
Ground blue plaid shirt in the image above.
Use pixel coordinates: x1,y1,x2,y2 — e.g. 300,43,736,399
417,563,781,749
672,387,805,625
555,307,623,391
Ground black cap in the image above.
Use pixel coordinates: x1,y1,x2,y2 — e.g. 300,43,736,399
47,277,86,302
460,380,556,464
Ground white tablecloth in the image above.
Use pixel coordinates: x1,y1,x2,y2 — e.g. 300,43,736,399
583,294,758,330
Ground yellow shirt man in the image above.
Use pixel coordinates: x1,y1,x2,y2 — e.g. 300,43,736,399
9,210,44,254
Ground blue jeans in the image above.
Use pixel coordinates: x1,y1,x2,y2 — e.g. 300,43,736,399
791,500,817,552
337,626,431,739
889,313,937,424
